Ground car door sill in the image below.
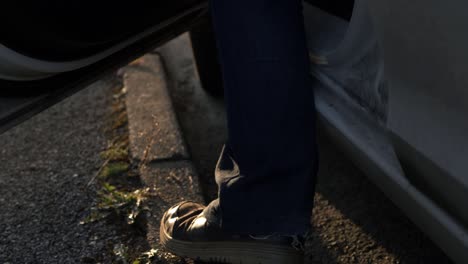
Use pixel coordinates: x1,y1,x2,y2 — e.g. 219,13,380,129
313,72,468,263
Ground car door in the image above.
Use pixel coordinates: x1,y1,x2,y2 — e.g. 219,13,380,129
0,0,207,134
366,1,468,262
303,0,468,263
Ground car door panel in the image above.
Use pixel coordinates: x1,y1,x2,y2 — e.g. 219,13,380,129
366,0,468,230
365,0,468,262
305,0,468,262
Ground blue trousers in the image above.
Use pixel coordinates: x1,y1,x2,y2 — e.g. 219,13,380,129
210,0,318,235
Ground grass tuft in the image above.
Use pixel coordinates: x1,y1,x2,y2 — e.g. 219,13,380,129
99,162,129,179
100,147,129,161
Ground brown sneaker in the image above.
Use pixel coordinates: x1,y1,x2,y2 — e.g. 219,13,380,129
160,201,305,264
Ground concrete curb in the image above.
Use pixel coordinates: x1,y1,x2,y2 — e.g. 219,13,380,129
122,54,203,246
124,54,189,163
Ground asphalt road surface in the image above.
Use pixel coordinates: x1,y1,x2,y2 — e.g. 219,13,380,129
0,77,126,263
158,34,454,264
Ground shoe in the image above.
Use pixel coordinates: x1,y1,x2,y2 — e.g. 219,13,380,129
159,201,305,264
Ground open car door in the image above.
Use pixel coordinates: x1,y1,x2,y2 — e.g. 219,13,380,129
0,0,207,134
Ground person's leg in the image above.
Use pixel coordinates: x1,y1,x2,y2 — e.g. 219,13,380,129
160,0,317,262
211,0,318,236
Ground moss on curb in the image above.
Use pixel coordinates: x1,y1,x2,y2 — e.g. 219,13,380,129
81,74,155,263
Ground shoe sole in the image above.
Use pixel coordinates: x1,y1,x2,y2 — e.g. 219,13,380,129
160,223,304,264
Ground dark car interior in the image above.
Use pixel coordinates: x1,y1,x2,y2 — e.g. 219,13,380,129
1,0,202,61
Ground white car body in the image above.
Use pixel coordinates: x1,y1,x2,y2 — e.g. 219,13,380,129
305,0,468,262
